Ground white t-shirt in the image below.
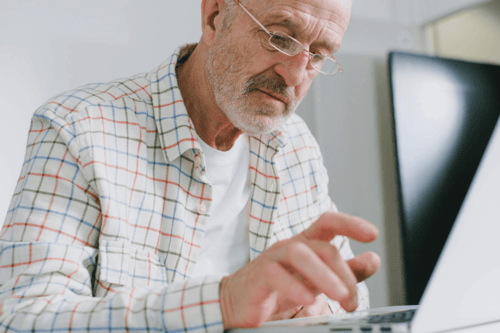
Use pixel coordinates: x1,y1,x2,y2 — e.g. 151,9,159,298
191,133,251,278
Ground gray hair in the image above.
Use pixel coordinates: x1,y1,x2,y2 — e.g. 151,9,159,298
221,0,239,30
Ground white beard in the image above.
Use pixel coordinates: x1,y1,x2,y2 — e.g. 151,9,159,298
205,32,300,136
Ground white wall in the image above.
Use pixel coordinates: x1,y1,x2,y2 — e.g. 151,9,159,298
428,0,500,65
0,1,202,222
351,0,490,25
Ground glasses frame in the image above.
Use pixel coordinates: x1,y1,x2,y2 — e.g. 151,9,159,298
234,0,343,76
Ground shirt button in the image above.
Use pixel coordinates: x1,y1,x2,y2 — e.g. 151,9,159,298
197,204,206,215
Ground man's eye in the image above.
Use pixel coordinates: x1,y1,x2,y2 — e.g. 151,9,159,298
311,50,328,57
270,34,293,49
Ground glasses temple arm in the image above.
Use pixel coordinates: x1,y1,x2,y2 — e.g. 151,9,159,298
235,1,273,35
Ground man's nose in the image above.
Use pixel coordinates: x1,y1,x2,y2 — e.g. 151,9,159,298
273,51,312,88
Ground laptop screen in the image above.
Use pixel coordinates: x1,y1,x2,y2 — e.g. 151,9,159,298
389,52,500,305
412,111,500,332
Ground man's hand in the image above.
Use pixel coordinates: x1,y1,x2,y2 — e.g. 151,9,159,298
269,294,332,321
219,211,381,329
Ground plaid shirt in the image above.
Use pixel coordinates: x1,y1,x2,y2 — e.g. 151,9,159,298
0,45,368,332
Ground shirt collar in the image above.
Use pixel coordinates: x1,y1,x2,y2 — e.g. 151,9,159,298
149,44,288,163
149,44,202,163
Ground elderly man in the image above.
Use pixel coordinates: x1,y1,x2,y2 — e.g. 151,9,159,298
0,0,380,331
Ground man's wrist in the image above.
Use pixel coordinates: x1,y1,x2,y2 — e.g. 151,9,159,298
220,276,234,329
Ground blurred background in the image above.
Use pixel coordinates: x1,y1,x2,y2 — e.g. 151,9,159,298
1,0,500,308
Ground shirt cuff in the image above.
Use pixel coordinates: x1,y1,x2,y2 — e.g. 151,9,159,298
162,274,226,333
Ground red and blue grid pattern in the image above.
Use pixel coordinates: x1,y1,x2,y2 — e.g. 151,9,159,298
0,45,368,332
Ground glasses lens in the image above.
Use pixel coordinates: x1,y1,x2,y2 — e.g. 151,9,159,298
269,31,303,56
311,55,340,75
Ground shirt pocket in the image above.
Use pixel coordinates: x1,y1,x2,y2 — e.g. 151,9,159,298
128,246,169,287
96,241,168,295
97,240,131,287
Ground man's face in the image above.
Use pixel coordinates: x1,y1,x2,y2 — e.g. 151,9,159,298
206,0,351,136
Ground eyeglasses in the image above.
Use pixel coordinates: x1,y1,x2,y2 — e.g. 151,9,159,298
234,0,343,76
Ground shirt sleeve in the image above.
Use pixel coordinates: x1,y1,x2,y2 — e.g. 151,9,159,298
0,109,224,333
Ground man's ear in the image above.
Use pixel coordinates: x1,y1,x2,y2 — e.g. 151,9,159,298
201,0,225,46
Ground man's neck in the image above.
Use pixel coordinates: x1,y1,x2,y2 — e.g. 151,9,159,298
176,44,244,152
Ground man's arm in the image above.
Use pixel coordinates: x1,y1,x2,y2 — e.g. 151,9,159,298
0,110,224,333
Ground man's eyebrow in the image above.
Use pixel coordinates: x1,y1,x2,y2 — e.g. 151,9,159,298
261,14,338,54
262,14,297,29
312,40,338,55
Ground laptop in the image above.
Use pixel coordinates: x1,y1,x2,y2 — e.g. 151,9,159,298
229,116,500,332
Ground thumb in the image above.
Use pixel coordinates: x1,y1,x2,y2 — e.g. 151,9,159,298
346,251,381,282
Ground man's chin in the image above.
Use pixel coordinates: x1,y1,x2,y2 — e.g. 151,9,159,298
235,114,287,136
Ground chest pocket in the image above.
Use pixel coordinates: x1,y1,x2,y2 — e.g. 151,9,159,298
95,241,168,295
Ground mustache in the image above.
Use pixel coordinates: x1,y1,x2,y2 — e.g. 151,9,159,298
243,73,295,102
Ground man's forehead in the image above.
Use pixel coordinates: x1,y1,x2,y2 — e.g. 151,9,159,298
247,0,351,30
244,0,351,52
248,0,351,17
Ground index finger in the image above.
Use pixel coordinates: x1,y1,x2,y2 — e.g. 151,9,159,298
300,211,379,243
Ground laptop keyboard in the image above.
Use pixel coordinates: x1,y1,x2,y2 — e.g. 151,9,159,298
366,309,416,324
